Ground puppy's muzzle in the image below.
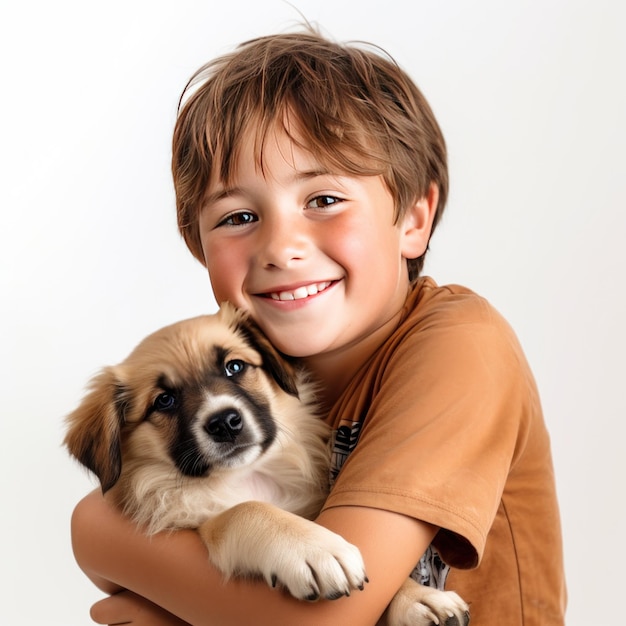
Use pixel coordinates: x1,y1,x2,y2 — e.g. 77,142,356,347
206,409,243,443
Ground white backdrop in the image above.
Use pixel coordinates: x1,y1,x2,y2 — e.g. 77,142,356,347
1,1,624,624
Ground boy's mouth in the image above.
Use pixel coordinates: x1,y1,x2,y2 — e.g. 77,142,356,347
267,281,333,302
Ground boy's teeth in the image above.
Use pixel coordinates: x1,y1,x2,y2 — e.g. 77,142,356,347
270,281,330,301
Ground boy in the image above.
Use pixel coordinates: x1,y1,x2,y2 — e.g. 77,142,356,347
71,28,566,625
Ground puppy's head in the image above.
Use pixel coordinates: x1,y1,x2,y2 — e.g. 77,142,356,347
64,304,301,493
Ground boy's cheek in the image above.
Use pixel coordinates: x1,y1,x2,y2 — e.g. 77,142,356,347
206,264,233,304
207,270,249,312
208,277,231,307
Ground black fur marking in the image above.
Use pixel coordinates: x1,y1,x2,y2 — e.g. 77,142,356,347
171,433,212,477
81,439,121,493
230,386,277,452
95,383,126,492
233,316,300,397
213,346,229,372
213,345,279,449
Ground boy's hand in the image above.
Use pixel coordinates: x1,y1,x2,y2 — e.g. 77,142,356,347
90,590,191,626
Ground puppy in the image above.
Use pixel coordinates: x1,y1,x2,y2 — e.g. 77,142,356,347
65,304,469,624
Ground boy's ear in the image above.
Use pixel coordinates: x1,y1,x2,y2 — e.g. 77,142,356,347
400,183,439,260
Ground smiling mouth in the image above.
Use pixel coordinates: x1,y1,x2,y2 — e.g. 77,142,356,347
267,281,333,301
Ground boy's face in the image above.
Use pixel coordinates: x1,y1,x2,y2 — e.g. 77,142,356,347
198,126,431,365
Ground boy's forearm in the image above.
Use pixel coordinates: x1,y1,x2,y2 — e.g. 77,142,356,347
71,490,225,625
70,490,436,626
71,490,125,594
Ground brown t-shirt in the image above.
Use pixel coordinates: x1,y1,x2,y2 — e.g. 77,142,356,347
322,277,566,625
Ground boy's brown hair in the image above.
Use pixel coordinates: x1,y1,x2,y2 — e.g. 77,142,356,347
172,28,448,281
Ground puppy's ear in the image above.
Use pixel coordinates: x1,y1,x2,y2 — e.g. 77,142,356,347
64,367,125,493
225,305,300,397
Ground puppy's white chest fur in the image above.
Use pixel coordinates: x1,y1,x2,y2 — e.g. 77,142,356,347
235,470,287,503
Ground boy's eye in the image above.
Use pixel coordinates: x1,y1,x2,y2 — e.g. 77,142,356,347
219,211,257,227
306,195,342,209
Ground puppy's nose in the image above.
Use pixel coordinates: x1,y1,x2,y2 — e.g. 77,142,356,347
205,409,243,442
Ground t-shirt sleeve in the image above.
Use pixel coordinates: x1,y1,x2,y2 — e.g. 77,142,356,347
321,295,536,569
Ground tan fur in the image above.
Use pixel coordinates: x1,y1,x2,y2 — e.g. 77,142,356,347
65,304,469,620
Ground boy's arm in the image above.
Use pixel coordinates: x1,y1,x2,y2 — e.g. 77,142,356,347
71,489,437,626
90,590,192,625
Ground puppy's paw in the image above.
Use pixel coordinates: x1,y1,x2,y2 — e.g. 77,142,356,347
199,502,367,601
386,578,469,626
265,521,368,601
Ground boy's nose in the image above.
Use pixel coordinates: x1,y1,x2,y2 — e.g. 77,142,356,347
257,218,309,269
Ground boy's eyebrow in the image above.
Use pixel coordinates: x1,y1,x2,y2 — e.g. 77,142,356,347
201,169,337,209
202,187,238,209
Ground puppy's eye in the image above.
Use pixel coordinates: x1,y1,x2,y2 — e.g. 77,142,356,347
224,359,246,377
154,392,177,411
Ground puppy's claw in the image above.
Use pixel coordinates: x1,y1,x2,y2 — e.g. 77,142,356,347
325,590,348,601
270,574,277,588
443,609,470,626
445,613,469,626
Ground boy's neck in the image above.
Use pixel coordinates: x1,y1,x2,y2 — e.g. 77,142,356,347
303,306,406,410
